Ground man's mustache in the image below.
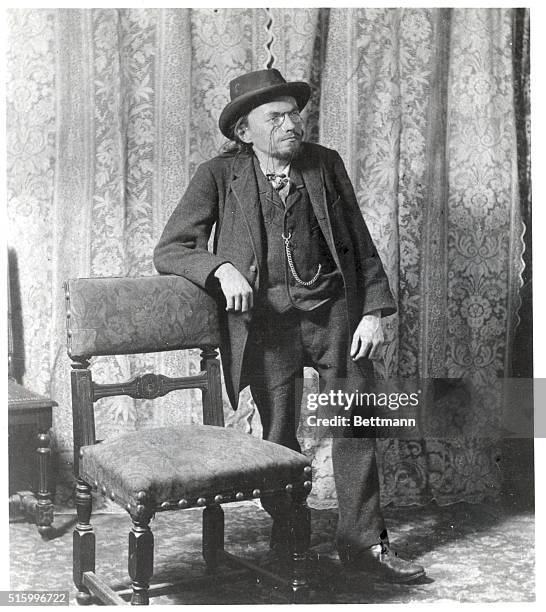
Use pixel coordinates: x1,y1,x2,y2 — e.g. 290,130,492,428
282,131,303,139
273,127,304,140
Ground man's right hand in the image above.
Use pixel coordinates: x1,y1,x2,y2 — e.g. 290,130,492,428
213,263,254,312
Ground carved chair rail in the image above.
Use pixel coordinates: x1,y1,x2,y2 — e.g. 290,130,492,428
92,372,212,402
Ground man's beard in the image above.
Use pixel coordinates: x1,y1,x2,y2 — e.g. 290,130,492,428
270,129,304,161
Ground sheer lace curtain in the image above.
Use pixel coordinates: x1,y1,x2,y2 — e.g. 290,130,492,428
7,8,529,509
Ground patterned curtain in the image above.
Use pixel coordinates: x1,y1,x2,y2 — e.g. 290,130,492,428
7,8,527,510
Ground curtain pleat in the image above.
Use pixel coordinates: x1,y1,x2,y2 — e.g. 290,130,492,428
511,8,532,378
7,9,57,394
427,8,524,504
152,9,197,429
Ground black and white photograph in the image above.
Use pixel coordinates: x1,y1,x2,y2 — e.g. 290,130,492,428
3,3,540,606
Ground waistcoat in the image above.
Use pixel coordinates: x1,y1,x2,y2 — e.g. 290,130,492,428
254,157,342,312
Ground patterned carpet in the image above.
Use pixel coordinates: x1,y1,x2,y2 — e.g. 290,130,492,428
9,496,534,604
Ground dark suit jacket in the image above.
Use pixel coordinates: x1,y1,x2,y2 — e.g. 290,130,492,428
154,142,396,409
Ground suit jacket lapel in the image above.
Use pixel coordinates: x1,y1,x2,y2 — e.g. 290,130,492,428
301,157,341,270
301,162,326,220
229,154,263,270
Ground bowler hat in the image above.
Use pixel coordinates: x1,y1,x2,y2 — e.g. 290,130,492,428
218,69,311,139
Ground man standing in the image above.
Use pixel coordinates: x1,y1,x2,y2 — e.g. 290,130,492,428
154,69,425,582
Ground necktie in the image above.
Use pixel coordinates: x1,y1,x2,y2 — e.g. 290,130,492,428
265,173,289,192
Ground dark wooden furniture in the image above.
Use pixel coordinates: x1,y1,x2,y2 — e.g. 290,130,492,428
64,275,312,605
8,381,56,536
8,267,55,536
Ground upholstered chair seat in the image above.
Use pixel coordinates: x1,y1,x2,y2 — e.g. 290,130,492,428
79,425,310,511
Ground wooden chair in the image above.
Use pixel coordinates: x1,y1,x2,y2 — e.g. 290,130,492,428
64,275,312,605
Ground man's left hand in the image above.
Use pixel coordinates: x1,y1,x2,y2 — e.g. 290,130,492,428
350,310,384,361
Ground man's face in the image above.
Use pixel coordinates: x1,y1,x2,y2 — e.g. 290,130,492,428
240,96,304,161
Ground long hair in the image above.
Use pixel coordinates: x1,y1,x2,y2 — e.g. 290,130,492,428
221,115,253,156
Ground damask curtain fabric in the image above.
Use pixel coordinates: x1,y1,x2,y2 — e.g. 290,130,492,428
7,8,528,509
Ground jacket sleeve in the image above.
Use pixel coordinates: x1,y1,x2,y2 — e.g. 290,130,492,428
153,162,230,289
331,150,397,317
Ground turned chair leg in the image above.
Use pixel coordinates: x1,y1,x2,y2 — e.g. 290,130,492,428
128,511,154,605
200,348,224,427
287,494,311,603
203,504,225,572
36,426,54,537
73,479,95,605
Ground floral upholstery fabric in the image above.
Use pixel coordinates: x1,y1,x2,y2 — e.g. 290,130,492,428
79,424,311,508
65,275,220,360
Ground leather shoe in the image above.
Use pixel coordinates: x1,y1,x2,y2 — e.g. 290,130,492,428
339,541,425,583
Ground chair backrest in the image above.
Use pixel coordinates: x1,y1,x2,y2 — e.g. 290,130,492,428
64,275,223,473
65,275,220,360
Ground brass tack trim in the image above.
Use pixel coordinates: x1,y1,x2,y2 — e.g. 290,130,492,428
303,480,312,490
285,484,293,493
214,495,223,504
235,492,244,501
110,492,115,501
101,486,107,495
304,466,312,475
197,497,207,506
161,501,170,510
178,499,189,509
136,491,147,501
252,489,261,498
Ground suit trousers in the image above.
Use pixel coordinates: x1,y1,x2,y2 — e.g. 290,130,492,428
243,296,386,551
